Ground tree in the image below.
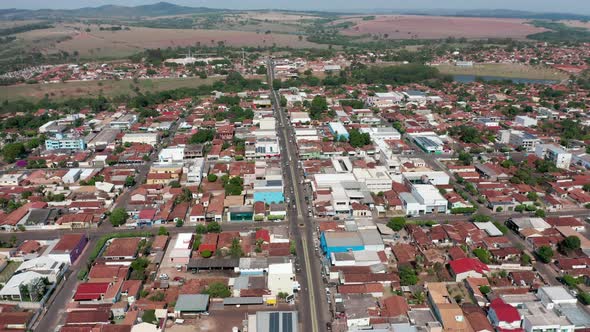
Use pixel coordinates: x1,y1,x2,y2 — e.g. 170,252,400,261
125,175,136,187
399,266,418,286
348,128,371,148
2,142,26,163
189,129,215,144
202,282,231,298
229,238,243,258
583,184,590,192
579,292,590,305
559,236,581,254
157,226,168,236
458,151,473,166
527,192,538,201
387,217,406,231
471,214,491,223
309,95,328,119
521,253,532,266
562,275,580,288
195,224,207,234
207,174,218,182
224,176,244,196
473,248,492,264
535,209,546,218
109,208,128,227
278,291,289,300
175,219,184,227
201,250,212,258
537,245,554,263
206,221,221,233
169,181,181,188
479,285,491,295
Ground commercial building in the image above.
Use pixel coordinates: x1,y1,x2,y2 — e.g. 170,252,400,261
320,231,365,257
45,137,87,151
170,233,193,264
268,262,296,296
174,294,210,317
122,132,159,146
247,311,298,332
515,115,538,127
535,144,572,169
498,130,539,151
158,146,185,163
328,122,349,141
49,234,88,264
183,158,205,184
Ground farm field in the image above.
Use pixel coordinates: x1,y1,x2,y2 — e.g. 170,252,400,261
47,25,324,58
435,63,568,80
337,15,548,40
0,76,223,101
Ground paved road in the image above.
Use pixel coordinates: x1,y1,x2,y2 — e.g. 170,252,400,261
268,60,328,332
34,237,97,332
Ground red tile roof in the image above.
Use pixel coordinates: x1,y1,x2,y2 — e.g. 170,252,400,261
489,298,521,324
449,258,490,275
74,283,110,301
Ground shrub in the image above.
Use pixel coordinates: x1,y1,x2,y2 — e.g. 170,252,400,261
201,250,212,258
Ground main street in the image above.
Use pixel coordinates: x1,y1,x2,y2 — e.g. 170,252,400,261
268,59,329,332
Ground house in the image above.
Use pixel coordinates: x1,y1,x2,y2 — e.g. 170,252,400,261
462,304,494,332
0,311,33,330
488,298,521,331
103,238,141,260
174,294,209,317
320,231,365,257
49,234,88,264
169,233,193,264
449,258,490,282
73,282,112,302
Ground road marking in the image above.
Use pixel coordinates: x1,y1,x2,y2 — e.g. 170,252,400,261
301,237,319,332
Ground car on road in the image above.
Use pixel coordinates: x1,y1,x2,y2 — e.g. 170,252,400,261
159,273,169,280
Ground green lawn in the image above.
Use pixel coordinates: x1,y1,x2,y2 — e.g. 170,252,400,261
0,261,21,283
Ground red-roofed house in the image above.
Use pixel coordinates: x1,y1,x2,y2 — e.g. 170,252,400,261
488,298,521,331
449,258,490,281
74,283,111,302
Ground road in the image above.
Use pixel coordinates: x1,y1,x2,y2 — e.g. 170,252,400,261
34,237,97,332
268,59,328,332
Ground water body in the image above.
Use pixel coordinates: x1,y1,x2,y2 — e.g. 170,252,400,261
453,74,558,85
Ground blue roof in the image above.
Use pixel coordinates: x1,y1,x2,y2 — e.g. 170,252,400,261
254,191,284,204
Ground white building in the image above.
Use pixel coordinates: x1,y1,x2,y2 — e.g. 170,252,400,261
122,133,159,146
410,184,448,214
290,112,311,124
535,144,572,169
267,262,295,296
0,174,25,186
402,171,450,186
169,233,193,265
63,169,82,184
366,92,404,108
352,167,393,193
183,158,205,185
360,127,401,141
498,130,539,151
259,118,276,131
522,302,574,332
159,147,185,163
515,115,538,127
537,286,577,309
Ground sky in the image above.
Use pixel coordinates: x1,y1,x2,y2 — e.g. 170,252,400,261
2,0,590,14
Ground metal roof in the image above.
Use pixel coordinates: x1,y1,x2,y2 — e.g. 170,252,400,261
187,258,240,269
175,294,209,312
256,311,298,332
223,297,263,305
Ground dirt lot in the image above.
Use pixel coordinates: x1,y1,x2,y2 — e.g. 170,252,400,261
560,20,590,30
0,76,222,101
337,15,548,40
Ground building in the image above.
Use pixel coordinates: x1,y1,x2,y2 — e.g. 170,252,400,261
45,137,87,151
0,173,25,186
103,238,140,260
515,115,538,127
174,294,209,317
449,258,490,281
535,144,572,169
158,147,185,163
320,231,365,257
522,302,574,332
170,233,193,264
328,122,349,140
498,130,539,151
110,114,137,129
488,298,521,331
183,158,205,184
247,311,298,332
537,286,577,308
122,133,159,146
49,234,88,264
413,136,444,154
268,262,296,296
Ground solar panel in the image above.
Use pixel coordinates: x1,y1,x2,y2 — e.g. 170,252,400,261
269,312,279,332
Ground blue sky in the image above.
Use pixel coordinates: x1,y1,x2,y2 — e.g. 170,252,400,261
2,0,590,14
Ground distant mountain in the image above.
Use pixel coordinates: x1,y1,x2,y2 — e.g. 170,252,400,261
0,2,225,19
